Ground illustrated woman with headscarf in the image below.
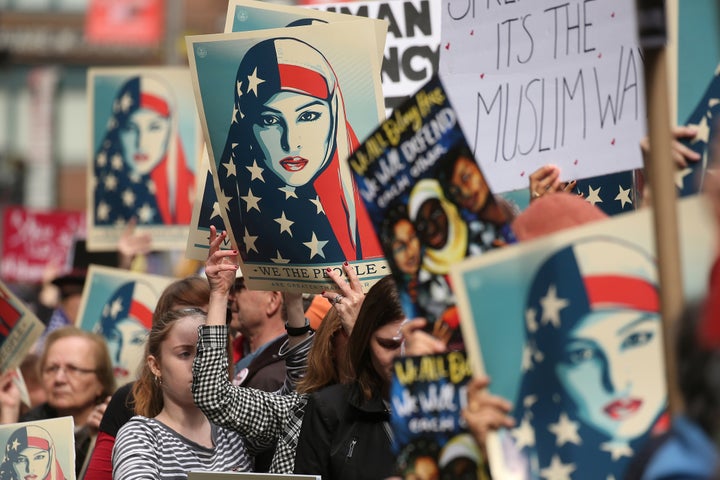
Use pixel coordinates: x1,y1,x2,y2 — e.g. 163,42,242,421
508,238,665,480
93,75,195,226
217,37,382,264
0,425,66,480
96,280,157,383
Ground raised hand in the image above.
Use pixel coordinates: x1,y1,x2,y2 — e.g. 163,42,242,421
322,262,365,335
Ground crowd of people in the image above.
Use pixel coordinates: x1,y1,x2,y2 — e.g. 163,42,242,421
0,123,718,480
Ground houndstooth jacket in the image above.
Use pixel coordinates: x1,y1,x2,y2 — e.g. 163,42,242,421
192,325,312,474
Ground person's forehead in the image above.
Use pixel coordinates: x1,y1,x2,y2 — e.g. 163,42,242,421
46,337,96,362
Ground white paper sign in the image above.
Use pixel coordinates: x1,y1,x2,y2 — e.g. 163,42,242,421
440,0,646,193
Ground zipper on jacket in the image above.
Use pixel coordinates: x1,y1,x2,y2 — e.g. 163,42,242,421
346,438,358,461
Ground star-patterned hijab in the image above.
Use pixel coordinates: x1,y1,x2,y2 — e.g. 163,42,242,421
93,75,194,226
3,425,66,480
216,37,382,265
98,280,156,380
510,238,664,480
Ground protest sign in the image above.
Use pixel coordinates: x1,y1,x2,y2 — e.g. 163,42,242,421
1,207,85,283
76,265,174,385
0,417,76,480
87,67,202,251
451,195,714,480
439,0,646,193
0,281,44,373
349,75,513,346
187,22,388,293
390,351,486,479
315,0,441,114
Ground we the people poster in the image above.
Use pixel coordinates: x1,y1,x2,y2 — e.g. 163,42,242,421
451,196,715,480
187,21,388,292
87,67,202,251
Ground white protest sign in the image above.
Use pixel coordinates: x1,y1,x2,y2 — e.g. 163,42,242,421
315,0,441,114
440,0,646,193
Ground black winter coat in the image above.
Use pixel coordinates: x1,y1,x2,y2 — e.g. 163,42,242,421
294,382,395,480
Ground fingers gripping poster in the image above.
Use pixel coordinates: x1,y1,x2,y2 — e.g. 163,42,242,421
188,22,389,292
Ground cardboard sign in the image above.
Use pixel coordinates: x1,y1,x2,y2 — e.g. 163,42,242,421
87,67,202,251
439,0,646,193
451,196,714,480
1,207,85,283
187,21,388,292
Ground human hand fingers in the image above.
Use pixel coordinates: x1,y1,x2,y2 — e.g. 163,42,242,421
670,141,701,168
559,179,578,194
529,165,559,201
431,320,453,346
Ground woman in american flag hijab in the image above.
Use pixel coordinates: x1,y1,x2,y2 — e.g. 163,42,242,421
93,75,195,226
217,37,382,265
505,238,666,480
0,425,66,480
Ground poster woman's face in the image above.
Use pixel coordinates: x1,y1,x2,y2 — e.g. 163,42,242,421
415,199,449,250
119,108,171,176
391,218,421,275
252,91,333,187
448,155,489,213
13,446,51,480
107,317,147,379
555,310,664,440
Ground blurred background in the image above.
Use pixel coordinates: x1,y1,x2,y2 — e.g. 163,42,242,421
0,0,247,214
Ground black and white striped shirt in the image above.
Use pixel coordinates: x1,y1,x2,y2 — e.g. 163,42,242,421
112,416,252,479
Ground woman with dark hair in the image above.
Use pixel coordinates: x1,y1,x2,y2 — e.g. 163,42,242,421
93,75,194,226
216,37,382,264
293,275,406,479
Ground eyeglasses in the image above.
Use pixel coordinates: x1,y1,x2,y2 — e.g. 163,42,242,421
42,364,97,379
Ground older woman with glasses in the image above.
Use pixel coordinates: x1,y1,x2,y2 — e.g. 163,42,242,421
20,326,115,477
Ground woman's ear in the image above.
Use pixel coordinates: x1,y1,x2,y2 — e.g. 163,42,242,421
148,355,161,379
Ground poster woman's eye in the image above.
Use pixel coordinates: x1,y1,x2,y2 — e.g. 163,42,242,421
260,114,280,126
620,331,654,350
562,340,599,366
298,110,321,122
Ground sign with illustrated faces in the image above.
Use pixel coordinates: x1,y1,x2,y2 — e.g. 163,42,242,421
348,75,514,349
438,0,646,193
75,265,174,386
313,0,442,116
0,417,76,480
450,195,715,480
86,67,203,251
187,18,390,293
389,351,479,479
0,280,45,373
